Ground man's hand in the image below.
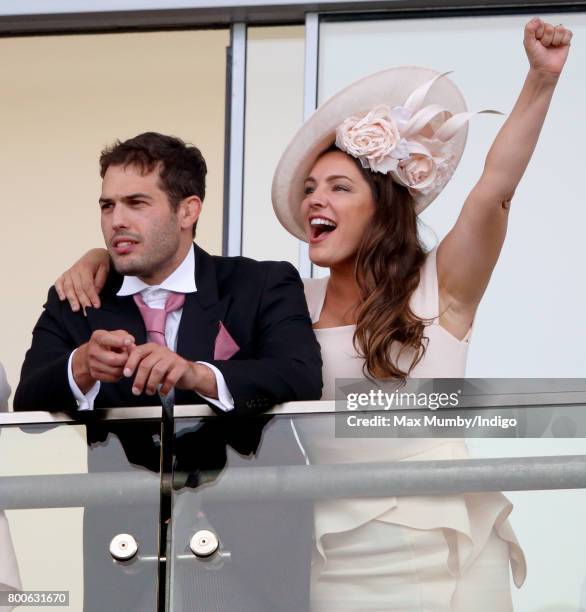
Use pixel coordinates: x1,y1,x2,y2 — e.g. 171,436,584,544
73,330,135,393
123,343,218,398
524,18,572,78
55,248,110,314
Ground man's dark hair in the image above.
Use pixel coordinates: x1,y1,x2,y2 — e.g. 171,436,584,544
99,132,206,237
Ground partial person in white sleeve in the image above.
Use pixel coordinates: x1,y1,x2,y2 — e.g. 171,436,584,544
0,362,22,611
52,18,572,611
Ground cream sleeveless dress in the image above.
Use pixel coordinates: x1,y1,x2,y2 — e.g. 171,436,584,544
297,248,526,612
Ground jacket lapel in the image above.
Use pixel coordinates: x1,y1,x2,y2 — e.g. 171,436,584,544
176,243,231,364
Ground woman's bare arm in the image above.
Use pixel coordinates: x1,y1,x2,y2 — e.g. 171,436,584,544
437,18,572,337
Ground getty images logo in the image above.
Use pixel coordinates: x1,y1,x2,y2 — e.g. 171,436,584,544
345,389,462,411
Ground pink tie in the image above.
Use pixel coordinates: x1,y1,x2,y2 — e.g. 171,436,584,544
133,292,185,347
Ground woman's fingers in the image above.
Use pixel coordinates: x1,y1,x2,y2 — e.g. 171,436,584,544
71,270,94,316
540,22,555,46
55,274,67,301
93,263,109,308
55,249,110,312
551,25,566,47
60,270,81,312
79,268,102,310
535,19,545,39
562,29,573,46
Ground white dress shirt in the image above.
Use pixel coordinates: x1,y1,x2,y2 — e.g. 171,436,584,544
67,246,234,412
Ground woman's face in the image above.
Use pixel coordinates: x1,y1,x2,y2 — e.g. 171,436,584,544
301,150,376,270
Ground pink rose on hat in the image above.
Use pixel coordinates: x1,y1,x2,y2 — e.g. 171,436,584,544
395,153,437,191
335,105,410,174
391,137,458,196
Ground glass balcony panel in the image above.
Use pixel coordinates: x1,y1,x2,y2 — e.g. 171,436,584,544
168,414,313,611
170,393,586,611
0,417,162,611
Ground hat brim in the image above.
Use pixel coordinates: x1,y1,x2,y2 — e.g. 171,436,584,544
271,66,468,241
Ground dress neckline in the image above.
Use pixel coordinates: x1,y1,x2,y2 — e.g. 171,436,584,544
310,276,358,331
313,324,356,331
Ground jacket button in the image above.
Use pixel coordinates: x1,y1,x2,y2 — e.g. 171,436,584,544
109,533,138,561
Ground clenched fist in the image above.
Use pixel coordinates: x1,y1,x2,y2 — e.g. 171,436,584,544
524,18,572,77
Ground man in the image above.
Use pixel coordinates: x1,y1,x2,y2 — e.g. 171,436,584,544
15,132,321,414
14,132,321,611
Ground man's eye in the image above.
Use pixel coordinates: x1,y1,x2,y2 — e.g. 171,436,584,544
100,204,113,211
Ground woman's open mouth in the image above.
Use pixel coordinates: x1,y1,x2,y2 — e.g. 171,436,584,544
309,217,337,244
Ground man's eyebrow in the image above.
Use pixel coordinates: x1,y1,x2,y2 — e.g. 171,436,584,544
122,193,153,202
98,193,153,204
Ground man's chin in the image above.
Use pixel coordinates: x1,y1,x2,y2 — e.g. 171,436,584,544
111,256,144,277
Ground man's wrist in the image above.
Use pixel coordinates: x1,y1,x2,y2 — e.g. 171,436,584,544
189,362,218,399
72,343,96,393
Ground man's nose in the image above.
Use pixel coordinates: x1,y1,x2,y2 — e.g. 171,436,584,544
111,203,129,229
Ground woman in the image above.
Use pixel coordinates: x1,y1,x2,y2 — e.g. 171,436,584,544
55,18,571,611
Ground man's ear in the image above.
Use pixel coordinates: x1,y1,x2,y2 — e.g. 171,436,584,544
179,195,202,230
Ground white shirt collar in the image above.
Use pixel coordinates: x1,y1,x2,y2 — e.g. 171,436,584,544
116,245,197,296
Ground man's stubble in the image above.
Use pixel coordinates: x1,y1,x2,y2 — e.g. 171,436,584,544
109,214,181,283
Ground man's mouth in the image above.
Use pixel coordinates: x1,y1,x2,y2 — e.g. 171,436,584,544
309,217,337,244
111,237,140,255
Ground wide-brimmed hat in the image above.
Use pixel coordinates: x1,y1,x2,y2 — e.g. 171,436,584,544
272,66,492,241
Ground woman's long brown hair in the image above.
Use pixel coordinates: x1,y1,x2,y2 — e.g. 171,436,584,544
348,154,429,380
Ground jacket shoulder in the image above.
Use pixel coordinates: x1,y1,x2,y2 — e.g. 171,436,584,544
211,255,299,279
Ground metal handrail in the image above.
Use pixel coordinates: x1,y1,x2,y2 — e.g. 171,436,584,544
3,387,586,425
1,455,586,509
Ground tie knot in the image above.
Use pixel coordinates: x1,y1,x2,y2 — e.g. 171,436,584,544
133,291,185,346
164,291,185,313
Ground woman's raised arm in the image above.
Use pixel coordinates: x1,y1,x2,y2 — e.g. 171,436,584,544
437,18,572,335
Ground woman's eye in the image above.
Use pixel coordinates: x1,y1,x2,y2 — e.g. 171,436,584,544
303,186,315,195
333,184,349,192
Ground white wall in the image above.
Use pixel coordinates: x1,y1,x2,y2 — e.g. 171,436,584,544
242,25,305,264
